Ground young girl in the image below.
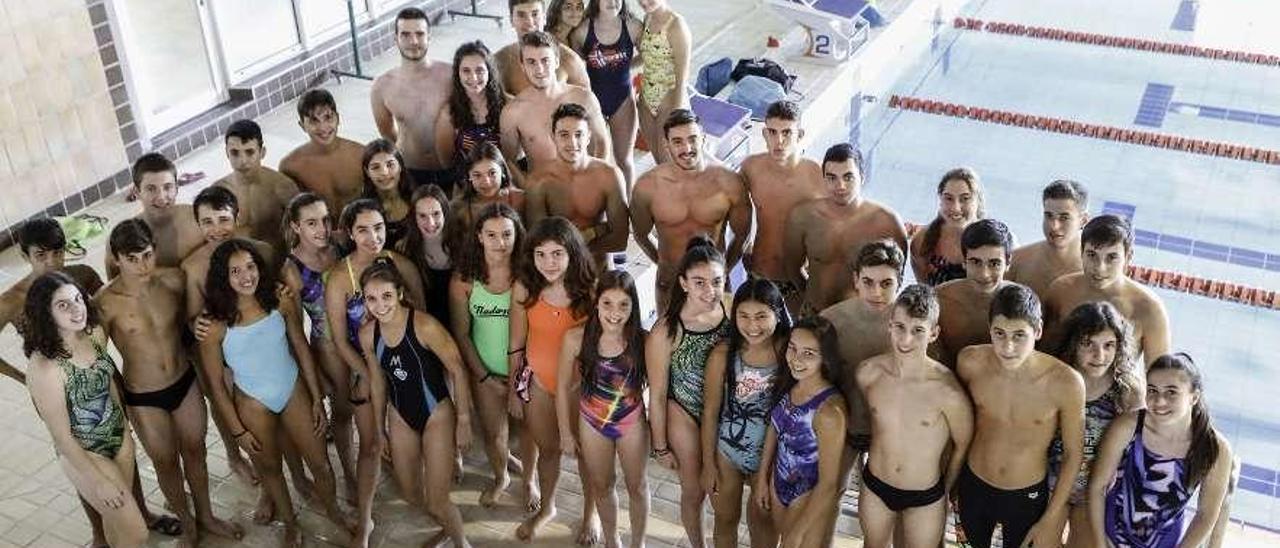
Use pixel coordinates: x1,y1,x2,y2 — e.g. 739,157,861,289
199,240,354,546
509,216,599,541
23,273,148,548
635,0,691,164
646,234,730,547
448,203,524,508
546,0,587,45
360,139,415,250
397,184,456,328
1051,302,1145,547
434,40,510,186
279,192,357,499
1089,353,1233,548
557,270,650,548
570,0,643,186
323,199,424,546
700,279,791,548
358,263,474,548
909,167,985,286
452,143,526,230
755,316,848,548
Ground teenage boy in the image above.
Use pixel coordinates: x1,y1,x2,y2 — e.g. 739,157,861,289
495,0,590,95
932,219,1015,369
1043,214,1171,366
181,186,277,323
280,89,366,218
856,284,973,548
955,284,1085,548
740,100,824,312
1007,179,1089,297
98,220,242,545
108,153,205,277
783,144,908,314
213,119,300,252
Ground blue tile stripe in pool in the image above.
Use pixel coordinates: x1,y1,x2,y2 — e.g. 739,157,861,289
1170,0,1199,31
1100,201,1280,272
1134,83,1175,128
1168,101,1280,128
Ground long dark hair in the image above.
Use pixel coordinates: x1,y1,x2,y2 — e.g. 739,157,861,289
779,316,844,395
448,41,506,132
284,192,329,251
545,0,581,33
520,217,596,318
456,203,524,284
1147,353,1221,488
360,138,415,209
398,184,455,277
578,270,646,391
1055,302,1142,404
205,239,279,324
663,234,725,338
922,167,986,257
459,143,514,201
21,272,100,359
723,279,792,411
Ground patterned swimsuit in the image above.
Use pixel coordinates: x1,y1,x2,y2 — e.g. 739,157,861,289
1104,410,1193,547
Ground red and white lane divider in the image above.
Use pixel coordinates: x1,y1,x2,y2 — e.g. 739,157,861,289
887,95,1280,165
1127,265,1280,311
953,17,1280,67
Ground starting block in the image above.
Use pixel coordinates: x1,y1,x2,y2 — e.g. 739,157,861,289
767,0,871,62
690,92,752,168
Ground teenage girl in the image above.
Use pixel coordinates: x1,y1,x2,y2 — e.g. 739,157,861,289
546,0,587,45
509,216,600,542
396,184,456,328
323,199,424,546
360,139,415,250
700,279,791,548
635,0,691,164
23,272,148,548
434,40,510,184
646,234,730,548
279,192,357,499
557,270,650,547
1051,302,1145,547
358,262,474,548
909,167,985,286
199,240,354,547
452,143,526,230
448,203,525,508
1089,353,1233,548
755,316,848,548
571,0,643,186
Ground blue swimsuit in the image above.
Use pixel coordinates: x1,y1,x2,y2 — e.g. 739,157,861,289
222,310,299,413
770,386,839,506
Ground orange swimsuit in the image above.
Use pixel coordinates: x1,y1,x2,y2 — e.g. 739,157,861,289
525,298,585,395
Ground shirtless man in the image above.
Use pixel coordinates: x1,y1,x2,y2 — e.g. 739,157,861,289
932,219,1014,369
525,103,629,265
107,153,205,277
500,30,611,174
0,220,184,548
280,89,366,218
1006,179,1089,297
97,220,242,547
213,119,299,252
740,100,824,312
782,143,908,314
819,242,904,489
630,109,752,307
955,284,1084,548
370,8,456,193
495,0,590,96
1043,214,1171,366
857,284,973,548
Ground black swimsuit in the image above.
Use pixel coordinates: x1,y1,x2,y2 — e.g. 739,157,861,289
374,309,451,432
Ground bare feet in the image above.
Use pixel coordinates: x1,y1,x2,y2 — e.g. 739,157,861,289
200,515,245,540
291,475,317,503
230,455,259,485
605,531,624,548
420,530,448,548
576,512,602,546
282,523,304,548
350,518,374,548
144,513,183,536
480,473,510,508
523,480,541,513
176,524,198,548
507,453,525,476
253,490,275,525
326,506,359,535
515,505,556,541
454,453,465,484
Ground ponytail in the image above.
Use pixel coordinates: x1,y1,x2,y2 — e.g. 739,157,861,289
663,234,724,339
1149,353,1220,488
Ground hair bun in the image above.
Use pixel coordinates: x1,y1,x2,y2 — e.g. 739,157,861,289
685,234,715,254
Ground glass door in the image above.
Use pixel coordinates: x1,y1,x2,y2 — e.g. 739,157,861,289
299,0,371,48
111,0,227,136
211,0,305,83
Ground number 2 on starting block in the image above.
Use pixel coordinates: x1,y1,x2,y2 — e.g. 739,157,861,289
806,30,852,61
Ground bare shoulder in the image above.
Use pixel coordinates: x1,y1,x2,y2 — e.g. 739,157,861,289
816,389,849,422
1126,280,1166,315
955,345,991,380
856,354,889,385
566,84,595,103
1046,271,1083,295
511,280,530,302
1040,352,1084,390
786,198,817,223
1010,241,1043,264
155,267,186,292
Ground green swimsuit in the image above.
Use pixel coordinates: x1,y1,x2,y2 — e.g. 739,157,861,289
59,341,125,459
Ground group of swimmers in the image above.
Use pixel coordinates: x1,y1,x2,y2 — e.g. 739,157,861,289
4,1,1237,548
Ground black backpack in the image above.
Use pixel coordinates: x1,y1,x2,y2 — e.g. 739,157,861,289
730,57,796,94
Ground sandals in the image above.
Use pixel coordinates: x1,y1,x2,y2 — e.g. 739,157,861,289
146,514,183,536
